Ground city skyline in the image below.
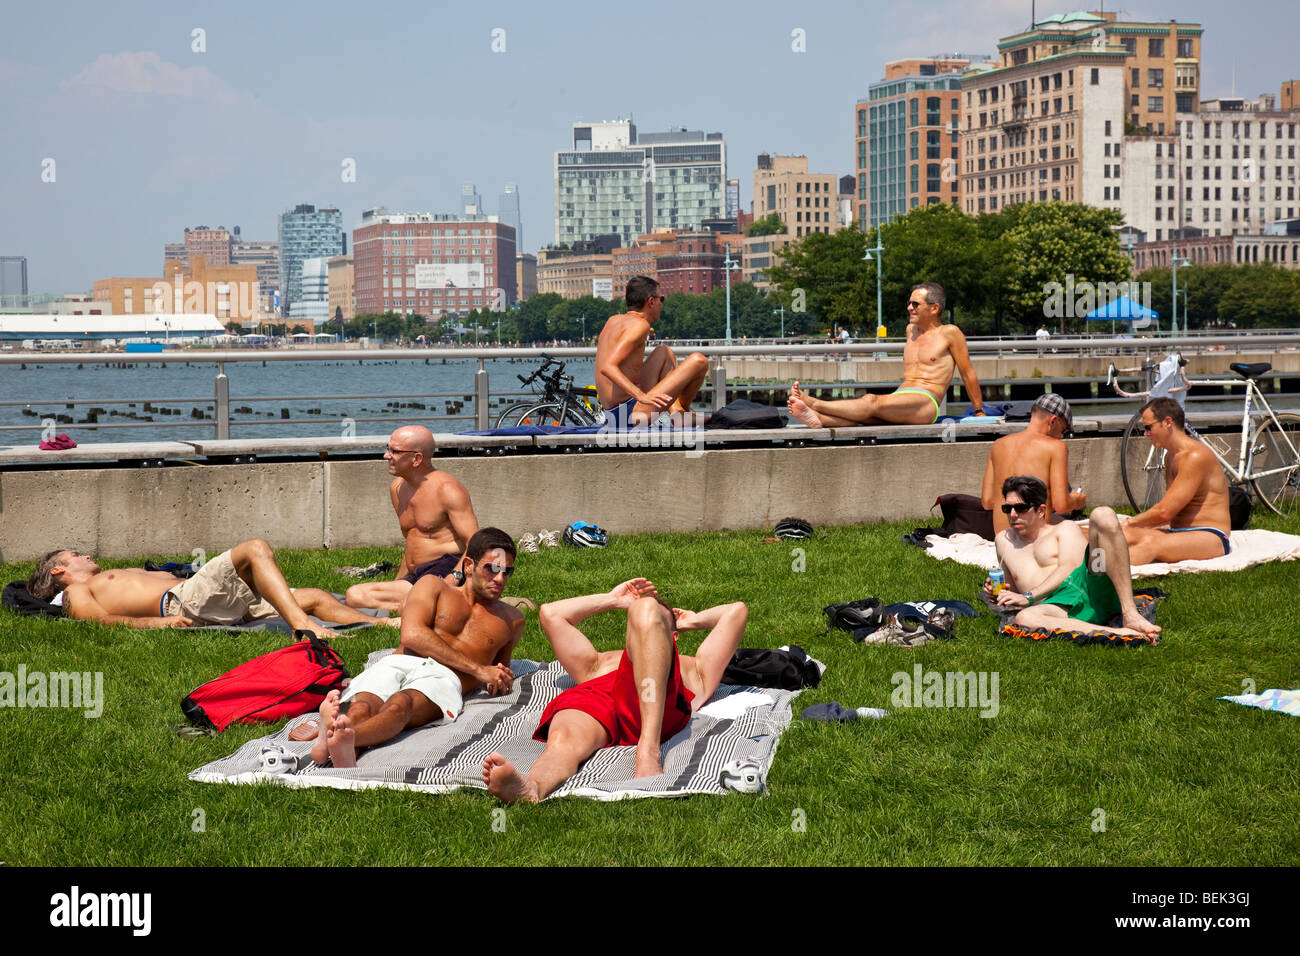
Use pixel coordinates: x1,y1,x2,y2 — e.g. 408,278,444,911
1,0,1295,294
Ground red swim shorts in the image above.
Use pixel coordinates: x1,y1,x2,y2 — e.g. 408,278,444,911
534,640,696,746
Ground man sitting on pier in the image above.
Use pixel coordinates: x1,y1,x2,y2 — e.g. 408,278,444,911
344,425,479,613
981,393,1086,535
482,579,747,803
595,275,709,429
28,539,392,638
1120,398,1232,563
988,475,1161,643
787,282,985,427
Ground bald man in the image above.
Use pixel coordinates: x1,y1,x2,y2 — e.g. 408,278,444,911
345,426,479,612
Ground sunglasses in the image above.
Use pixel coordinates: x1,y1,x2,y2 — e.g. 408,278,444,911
1001,502,1037,515
907,301,923,308
385,444,419,454
481,562,515,578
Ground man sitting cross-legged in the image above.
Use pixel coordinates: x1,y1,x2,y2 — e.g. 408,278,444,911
27,539,390,639
482,580,747,803
312,527,524,768
986,475,1161,644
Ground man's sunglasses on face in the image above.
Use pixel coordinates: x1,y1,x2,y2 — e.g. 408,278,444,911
1001,502,1036,515
482,562,515,578
386,444,419,454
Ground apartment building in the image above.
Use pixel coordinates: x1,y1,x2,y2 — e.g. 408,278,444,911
753,154,844,239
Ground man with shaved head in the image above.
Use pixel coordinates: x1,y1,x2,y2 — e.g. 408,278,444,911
345,426,479,612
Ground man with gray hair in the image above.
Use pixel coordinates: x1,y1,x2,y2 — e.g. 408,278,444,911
788,281,985,427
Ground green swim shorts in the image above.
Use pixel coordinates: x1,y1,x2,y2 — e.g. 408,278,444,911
892,388,940,424
1036,546,1122,625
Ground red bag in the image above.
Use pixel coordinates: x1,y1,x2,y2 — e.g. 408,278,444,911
181,633,350,732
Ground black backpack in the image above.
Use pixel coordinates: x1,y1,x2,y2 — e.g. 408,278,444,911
1229,486,1252,530
722,645,822,690
705,399,783,430
2,581,64,618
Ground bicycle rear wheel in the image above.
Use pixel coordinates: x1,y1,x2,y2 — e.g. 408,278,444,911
494,402,536,428
1120,411,1166,512
1250,413,1300,517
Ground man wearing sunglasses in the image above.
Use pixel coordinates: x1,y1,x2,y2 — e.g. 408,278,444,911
595,275,709,429
787,282,985,427
1119,398,1232,564
481,579,748,802
313,528,524,767
986,475,1161,643
344,425,479,612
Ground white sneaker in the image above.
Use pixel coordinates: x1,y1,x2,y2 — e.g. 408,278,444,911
518,532,540,554
537,529,561,548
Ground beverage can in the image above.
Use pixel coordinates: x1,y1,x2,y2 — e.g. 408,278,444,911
988,569,1005,594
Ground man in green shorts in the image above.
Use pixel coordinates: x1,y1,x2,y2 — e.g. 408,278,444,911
985,475,1161,643
786,282,985,427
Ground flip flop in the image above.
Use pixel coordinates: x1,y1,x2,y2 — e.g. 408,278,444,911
288,717,320,741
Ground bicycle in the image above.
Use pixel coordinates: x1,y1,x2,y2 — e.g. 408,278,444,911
1110,354,1300,517
494,355,602,428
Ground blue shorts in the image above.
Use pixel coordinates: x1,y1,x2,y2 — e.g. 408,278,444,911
1164,526,1231,556
601,398,638,431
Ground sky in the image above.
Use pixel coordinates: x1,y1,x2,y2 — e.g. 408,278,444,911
1,0,1294,294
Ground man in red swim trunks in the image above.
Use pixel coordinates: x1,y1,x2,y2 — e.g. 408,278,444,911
482,578,748,803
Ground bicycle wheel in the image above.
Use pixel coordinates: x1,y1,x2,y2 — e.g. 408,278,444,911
494,402,537,428
512,402,591,427
1120,410,1166,512
1250,413,1300,517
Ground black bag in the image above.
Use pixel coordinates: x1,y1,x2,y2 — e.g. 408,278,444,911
722,645,822,690
705,399,783,430
935,493,996,540
822,598,885,636
2,581,64,618
1229,486,1252,530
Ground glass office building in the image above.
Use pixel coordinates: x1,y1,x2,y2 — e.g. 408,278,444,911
277,204,345,311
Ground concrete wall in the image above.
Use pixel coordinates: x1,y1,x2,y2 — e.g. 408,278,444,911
0,437,1132,563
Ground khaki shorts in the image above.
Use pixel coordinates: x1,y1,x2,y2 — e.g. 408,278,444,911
161,550,279,624
341,653,464,724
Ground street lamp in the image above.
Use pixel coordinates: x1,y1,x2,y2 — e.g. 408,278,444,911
1170,252,1189,337
723,251,737,343
863,222,884,357
580,313,586,343
772,306,785,338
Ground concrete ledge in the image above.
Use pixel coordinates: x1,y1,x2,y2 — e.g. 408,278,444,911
0,435,1139,563
0,441,197,465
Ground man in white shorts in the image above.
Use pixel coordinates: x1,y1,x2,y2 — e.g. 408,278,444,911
312,528,525,767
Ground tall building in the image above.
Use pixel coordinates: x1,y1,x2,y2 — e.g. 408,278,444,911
555,120,727,246
498,182,523,252
516,253,538,302
1,256,28,304
352,206,517,316
462,182,484,216
289,257,330,325
327,255,355,322
753,154,844,239
855,56,971,231
726,178,740,219
958,11,1202,226
277,204,345,312
231,239,280,300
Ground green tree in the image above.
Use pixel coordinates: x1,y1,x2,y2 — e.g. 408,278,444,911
767,227,871,333
1218,264,1300,328
747,213,785,237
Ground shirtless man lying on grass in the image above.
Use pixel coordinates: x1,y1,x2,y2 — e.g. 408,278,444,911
986,475,1161,643
482,578,747,803
28,538,389,639
787,282,985,427
312,528,523,768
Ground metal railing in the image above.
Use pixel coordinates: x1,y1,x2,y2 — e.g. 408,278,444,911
3,334,1299,442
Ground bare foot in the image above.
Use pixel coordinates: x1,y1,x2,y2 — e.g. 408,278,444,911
382,616,401,628
634,746,664,779
310,690,341,764
787,393,822,428
327,713,357,768
1122,611,1162,644
482,752,540,803
300,622,341,640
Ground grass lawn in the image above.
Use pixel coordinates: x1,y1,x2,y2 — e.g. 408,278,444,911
2,515,1298,867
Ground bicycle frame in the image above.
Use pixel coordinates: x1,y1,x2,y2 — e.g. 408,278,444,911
1180,375,1300,484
